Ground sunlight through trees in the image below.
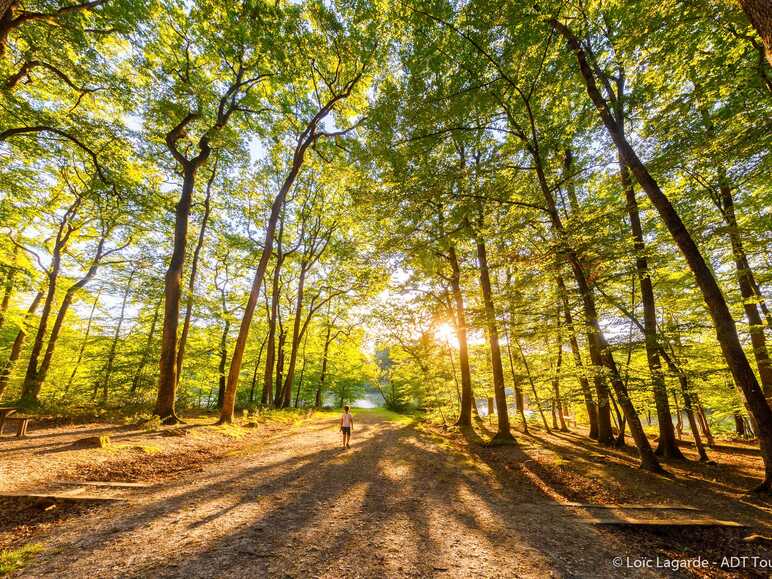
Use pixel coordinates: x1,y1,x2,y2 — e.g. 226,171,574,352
0,0,770,491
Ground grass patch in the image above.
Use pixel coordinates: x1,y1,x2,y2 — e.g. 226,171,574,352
207,422,248,439
0,543,43,576
350,407,415,424
260,408,314,425
207,408,316,440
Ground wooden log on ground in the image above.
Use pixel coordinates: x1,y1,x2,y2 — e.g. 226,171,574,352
0,492,126,503
563,503,699,510
70,435,111,449
584,516,744,527
58,480,153,488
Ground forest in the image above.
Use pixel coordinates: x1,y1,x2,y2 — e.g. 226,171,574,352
0,0,771,576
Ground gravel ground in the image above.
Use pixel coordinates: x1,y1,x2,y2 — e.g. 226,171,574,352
3,412,771,578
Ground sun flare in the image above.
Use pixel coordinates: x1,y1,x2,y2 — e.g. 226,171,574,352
434,322,460,349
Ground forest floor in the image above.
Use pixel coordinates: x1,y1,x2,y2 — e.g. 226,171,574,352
1,409,771,578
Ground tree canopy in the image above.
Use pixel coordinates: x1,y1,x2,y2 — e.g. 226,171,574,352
1,0,771,490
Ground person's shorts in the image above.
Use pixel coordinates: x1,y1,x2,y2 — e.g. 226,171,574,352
341,427,351,434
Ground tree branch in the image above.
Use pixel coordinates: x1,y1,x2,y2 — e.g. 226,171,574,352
10,0,106,27
0,125,108,182
164,112,200,167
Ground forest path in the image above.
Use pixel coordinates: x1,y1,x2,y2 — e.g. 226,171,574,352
20,411,663,578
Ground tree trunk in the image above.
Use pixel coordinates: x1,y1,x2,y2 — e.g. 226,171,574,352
316,323,332,408
610,390,627,448
682,389,708,461
735,411,747,438
746,416,756,438
280,265,309,408
0,290,43,398
750,275,772,331
556,193,655,465
101,270,134,402
66,287,101,393
516,336,550,432
294,332,309,408
262,261,283,406
156,164,198,423
24,288,67,402
718,178,772,393
694,398,715,448
176,164,216,388
674,372,709,461
23,234,106,403
475,237,513,441
553,152,613,444
219,83,361,423
447,342,462,415
0,245,17,330
217,320,230,409
605,287,710,462
14,199,82,398
539,161,643,457
20,222,70,403
557,274,598,439
555,18,771,486
672,390,683,437
131,298,162,394
248,334,268,404
280,218,331,409
697,102,772,332
504,326,529,434
552,302,568,432
273,329,286,407
658,331,710,462
449,244,474,426
621,160,684,460
216,260,231,410
738,0,772,66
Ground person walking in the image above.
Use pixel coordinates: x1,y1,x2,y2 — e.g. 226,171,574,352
340,405,354,449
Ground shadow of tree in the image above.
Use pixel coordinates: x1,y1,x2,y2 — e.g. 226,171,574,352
18,414,772,578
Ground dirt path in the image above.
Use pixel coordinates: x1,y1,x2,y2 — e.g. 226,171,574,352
12,412,675,578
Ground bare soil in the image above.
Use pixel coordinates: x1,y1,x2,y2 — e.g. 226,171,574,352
1,411,771,578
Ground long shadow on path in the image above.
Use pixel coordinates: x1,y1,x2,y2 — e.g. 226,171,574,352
22,415,678,578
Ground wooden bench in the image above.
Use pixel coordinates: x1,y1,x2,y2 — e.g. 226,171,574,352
0,407,18,435
0,416,31,437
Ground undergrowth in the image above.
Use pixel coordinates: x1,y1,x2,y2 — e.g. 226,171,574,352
0,543,43,576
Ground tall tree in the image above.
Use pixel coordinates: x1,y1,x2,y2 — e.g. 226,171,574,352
474,230,513,442
65,287,101,392
0,289,43,398
100,269,134,401
22,223,126,403
278,201,334,408
176,161,217,388
552,16,772,489
219,21,371,422
557,273,598,439
151,2,272,422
